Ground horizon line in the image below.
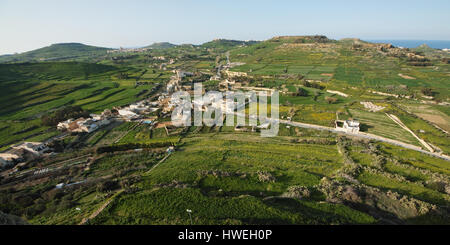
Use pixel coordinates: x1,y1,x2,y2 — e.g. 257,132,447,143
2,37,450,56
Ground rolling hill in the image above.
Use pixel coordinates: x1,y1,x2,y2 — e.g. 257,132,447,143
200,39,260,51
0,43,111,63
0,36,449,225
145,42,177,49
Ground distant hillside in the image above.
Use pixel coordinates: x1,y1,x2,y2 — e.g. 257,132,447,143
412,44,436,53
0,43,111,63
201,39,260,51
269,35,334,44
411,44,450,59
145,42,177,49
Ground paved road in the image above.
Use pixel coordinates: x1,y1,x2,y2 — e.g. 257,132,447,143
234,112,450,161
281,119,450,161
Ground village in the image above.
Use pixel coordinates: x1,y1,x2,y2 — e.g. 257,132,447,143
2,46,449,177
0,61,363,174
0,61,241,171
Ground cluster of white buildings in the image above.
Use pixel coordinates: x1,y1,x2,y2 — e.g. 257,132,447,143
0,142,50,169
225,70,247,78
174,70,194,78
166,70,194,93
57,114,111,133
117,101,159,121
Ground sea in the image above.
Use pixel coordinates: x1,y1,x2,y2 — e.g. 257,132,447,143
366,40,450,50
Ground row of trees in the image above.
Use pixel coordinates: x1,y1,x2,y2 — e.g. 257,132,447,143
41,106,90,126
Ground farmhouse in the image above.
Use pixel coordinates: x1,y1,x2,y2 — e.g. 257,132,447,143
0,153,22,169
225,70,247,78
70,118,98,133
13,142,49,156
335,120,360,133
57,119,74,130
118,109,139,121
175,70,194,79
58,116,110,133
210,75,221,81
219,79,235,91
167,77,180,93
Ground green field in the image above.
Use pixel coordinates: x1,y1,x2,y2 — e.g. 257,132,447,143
0,36,449,225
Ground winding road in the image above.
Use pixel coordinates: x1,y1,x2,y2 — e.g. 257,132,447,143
234,112,450,161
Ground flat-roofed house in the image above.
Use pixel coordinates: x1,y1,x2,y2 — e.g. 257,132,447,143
0,153,22,169
13,142,49,156
335,120,360,133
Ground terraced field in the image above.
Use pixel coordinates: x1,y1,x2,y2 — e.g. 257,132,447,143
0,36,449,225
0,62,161,149
86,129,450,225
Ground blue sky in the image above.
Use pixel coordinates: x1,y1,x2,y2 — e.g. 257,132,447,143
1,0,449,54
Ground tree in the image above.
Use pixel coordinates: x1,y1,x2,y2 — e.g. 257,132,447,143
96,180,118,193
296,88,308,97
41,106,89,126
421,88,434,97
302,80,324,90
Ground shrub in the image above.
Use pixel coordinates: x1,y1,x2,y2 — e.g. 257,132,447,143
325,96,338,104
257,171,276,183
295,87,308,97
421,88,434,97
282,186,311,199
302,80,325,90
96,180,119,193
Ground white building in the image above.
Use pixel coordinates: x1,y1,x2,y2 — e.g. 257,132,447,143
58,116,110,133
0,153,22,168
118,109,139,121
176,70,194,79
335,120,360,133
13,142,49,156
225,70,247,78
57,119,74,130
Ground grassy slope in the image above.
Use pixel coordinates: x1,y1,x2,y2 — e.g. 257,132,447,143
0,62,158,150
91,132,377,225
0,43,110,63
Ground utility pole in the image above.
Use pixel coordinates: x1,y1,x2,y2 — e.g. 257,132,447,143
186,209,193,225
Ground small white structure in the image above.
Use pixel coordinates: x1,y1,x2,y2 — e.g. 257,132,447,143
167,146,175,153
56,183,65,189
118,109,139,121
90,114,102,121
335,120,360,133
210,75,221,81
257,122,271,129
176,70,194,79
225,70,247,78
